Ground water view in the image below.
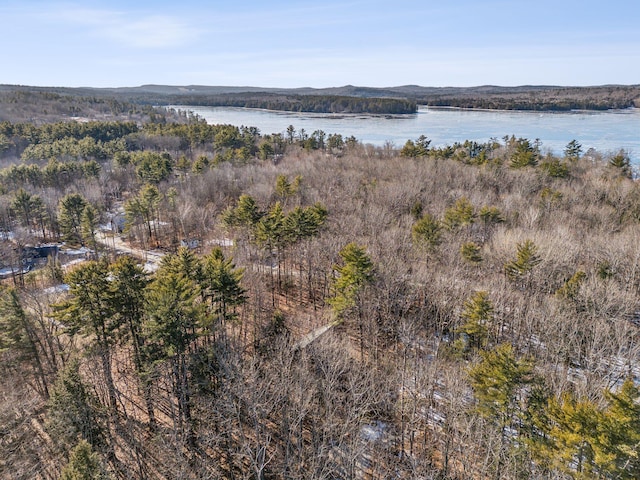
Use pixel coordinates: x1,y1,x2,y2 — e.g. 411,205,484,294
177,105,640,163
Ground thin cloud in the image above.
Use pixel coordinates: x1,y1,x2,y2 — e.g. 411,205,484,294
50,5,200,48
103,15,198,48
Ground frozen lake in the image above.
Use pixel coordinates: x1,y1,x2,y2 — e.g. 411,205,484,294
175,105,640,163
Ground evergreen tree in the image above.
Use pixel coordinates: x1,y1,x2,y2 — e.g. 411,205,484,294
258,141,274,160
58,193,88,244
286,125,296,144
191,154,210,174
540,157,570,178
537,380,640,479
400,135,431,157
162,246,204,284
410,200,423,220
255,202,286,251
478,205,505,225
124,184,162,246
555,270,586,302
59,439,111,480
275,174,301,200
411,213,442,251
595,379,640,478
469,343,534,433
460,241,483,264
564,139,582,161
80,204,99,256
11,188,46,236
504,239,542,283
326,133,344,152
469,343,537,477
53,261,120,410
221,194,264,231
46,358,106,454
134,152,173,184
609,150,633,178
443,197,475,230
109,256,149,369
109,256,155,429
545,392,600,478
0,286,50,396
201,247,246,327
329,243,374,320
510,138,539,168
283,203,327,243
144,254,204,441
456,291,493,352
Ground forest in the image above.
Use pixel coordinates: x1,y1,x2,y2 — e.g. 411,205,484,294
133,93,418,115
0,87,417,116
3,84,639,116
0,94,639,480
413,85,640,111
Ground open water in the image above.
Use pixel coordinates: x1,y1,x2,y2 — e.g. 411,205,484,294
174,105,640,163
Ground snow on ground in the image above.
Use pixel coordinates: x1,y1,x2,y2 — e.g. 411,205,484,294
43,284,70,294
62,246,92,256
0,266,31,277
360,421,389,442
62,258,86,269
144,261,159,273
208,238,234,247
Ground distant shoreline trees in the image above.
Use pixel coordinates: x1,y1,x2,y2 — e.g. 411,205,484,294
166,93,418,114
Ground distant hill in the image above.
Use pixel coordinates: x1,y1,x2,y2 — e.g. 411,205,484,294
1,83,639,120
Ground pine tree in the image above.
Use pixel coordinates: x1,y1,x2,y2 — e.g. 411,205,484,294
545,392,600,478
255,202,286,250
124,184,162,246
145,255,204,442
478,206,505,225
400,135,430,157
555,270,586,302
202,247,246,327
510,138,538,168
594,379,640,478
109,256,155,429
283,203,327,304
504,239,542,283
469,343,534,431
329,243,374,320
443,197,475,230
275,174,301,200
59,439,111,480
564,139,582,161
609,150,633,178
460,241,483,264
58,193,88,244
110,257,148,358
11,188,33,226
162,246,204,284
411,213,442,251
456,291,493,352
469,343,536,477
283,203,327,243
80,204,99,256
223,194,263,228
0,286,50,396
53,261,120,410
46,358,106,454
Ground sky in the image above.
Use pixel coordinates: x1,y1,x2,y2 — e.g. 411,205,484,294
2,0,639,88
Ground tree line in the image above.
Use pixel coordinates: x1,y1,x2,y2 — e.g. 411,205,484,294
157,93,418,114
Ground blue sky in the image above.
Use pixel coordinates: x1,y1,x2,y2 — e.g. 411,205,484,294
2,0,639,88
